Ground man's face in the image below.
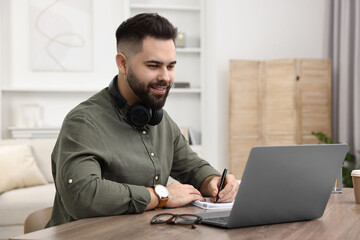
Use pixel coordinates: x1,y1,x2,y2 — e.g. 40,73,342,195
126,37,176,110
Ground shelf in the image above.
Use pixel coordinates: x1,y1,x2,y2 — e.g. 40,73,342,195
8,126,60,139
1,87,99,93
170,88,201,94
176,48,201,53
130,4,200,11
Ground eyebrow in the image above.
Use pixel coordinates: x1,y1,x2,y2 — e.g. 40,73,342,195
144,60,177,65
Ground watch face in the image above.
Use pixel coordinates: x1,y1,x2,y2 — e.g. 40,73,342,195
155,185,169,198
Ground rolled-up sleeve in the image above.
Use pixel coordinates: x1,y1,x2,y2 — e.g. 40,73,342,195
53,115,150,219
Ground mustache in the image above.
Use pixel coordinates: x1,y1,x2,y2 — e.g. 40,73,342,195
148,81,172,88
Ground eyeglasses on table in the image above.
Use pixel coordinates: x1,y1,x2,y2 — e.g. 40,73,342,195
150,213,202,229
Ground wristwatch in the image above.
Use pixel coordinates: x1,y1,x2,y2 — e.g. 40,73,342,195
152,185,169,208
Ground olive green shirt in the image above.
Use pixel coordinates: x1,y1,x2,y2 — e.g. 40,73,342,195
47,87,219,227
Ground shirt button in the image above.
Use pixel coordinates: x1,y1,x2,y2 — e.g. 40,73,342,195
150,152,155,157
68,179,73,184
155,176,159,181
142,130,147,135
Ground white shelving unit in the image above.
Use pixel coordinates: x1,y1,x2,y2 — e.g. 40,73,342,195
126,0,206,151
0,0,208,159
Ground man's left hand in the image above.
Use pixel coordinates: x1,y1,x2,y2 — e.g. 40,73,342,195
200,174,239,203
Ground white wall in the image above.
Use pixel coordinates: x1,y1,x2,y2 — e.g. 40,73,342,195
1,0,328,171
6,0,122,88
205,0,327,171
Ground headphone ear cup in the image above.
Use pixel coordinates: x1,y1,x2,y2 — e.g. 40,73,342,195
128,104,152,128
149,109,163,126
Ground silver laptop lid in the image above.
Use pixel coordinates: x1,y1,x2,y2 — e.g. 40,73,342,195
227,144,349,228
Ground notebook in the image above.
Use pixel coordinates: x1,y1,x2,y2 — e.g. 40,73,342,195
198,144,349,228
192,197,234,210
192,180,241,210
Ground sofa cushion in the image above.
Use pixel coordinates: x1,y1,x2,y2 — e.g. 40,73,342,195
0,184,55,225
0,144,48,193
0,139,56,183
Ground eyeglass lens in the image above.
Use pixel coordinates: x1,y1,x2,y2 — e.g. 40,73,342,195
151,213,202,228
175,215,200,225
152,214,174,223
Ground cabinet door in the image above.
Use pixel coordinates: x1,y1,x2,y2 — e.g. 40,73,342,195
262,59,298,145
229,60,262,179
298,59,332,143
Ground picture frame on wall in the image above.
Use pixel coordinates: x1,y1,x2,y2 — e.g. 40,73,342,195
29,0,93,72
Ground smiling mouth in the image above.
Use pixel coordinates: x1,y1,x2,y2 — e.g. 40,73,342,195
151,86,168,94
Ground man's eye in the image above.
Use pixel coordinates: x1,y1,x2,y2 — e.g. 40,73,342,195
167,65,175,70
148,65,158,69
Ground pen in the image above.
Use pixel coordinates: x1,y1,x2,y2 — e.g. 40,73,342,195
216,168,228,203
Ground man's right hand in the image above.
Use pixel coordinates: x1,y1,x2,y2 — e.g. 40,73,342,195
164,182,205,208
145,182,205,210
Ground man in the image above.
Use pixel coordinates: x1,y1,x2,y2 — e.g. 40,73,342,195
47,13,238,227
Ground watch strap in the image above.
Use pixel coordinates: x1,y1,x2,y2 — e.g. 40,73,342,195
152,185,169,208
156,196,168,208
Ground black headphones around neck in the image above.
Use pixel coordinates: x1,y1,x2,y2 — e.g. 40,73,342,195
108,76,163,128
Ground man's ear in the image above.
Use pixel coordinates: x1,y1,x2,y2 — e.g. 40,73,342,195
116,53,128,75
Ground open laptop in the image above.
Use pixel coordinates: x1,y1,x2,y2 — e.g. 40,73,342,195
199,144,349,228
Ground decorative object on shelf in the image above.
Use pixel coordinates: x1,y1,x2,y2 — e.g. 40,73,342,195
180,126,189,142
175,32,186,48
179,126,197,145
29,0,93,71
173,82,190,88
188,127,197,145
18,104,44,127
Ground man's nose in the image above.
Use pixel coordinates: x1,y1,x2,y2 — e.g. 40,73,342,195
158,68,171,82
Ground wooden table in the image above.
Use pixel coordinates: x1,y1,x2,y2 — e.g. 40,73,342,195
11,188,360,240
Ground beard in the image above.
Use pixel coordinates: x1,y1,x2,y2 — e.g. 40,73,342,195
126,67,171,110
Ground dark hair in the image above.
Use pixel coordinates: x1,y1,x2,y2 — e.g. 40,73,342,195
115,13,178,53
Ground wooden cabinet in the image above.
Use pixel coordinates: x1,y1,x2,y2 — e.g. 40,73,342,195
229,59,332,178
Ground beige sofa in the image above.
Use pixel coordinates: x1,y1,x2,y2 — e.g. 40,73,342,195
0,139,56,240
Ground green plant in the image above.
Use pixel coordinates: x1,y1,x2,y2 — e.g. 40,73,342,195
311,131,355,187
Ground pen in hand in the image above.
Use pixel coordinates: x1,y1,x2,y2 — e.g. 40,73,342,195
216,168,228,203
